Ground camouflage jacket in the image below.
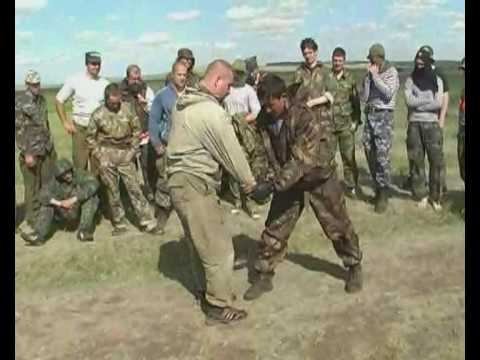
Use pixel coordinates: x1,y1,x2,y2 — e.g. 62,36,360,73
119,78,149,131
327,69,361,130
15,90,53,156
254,102,336,192
294,62,335,125
86,102,141,158
39,169,99,206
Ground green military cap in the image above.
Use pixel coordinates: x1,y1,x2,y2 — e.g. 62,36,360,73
459,57,465,70
177,48,194,59
85,51,102,64
24,69,41,84
54,158,74,178
232,59,247,73
367,43,385,60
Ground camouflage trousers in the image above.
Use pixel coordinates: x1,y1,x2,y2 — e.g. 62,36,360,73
332,122,359,189
458,125,465,182
154,152,173,215
362,109,394,189
34,195,99,238
253,174,362,274
96,148,154,226
19,148,57,226
169,172,235,308
406,122,444,202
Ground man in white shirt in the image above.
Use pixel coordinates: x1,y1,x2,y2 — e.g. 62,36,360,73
55,51,110,171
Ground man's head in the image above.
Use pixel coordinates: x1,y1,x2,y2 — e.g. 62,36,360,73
300,38,318,67
24,69,41,96
126,64,142,84
177,48,195,71
171,61,188,91
414,48,433,70
85,51,102,78
257,74,288,119
104,83,122,112
200,59,234,101
419,45,434,60
331,47,346,73
54,159,74,183
367,43,385,65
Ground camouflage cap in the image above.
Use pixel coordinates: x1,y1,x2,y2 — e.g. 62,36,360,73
25,69,41,84
232,59,247,73
367,43,385,59
54,158,74,178
177,48,194,60
85,51,102,64
459,57,465,70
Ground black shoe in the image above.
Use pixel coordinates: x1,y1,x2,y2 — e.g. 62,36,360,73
243,273,274,301
345,264,363,293
21,231,45,247
112,223,128,236
77,230,94,242
374,188,389,213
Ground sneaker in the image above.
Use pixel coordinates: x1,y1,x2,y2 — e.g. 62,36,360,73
230,208,240,215
141,220,158,233
417,197,429,209
431,201,443,212
345,187,357,199
77,230,94,242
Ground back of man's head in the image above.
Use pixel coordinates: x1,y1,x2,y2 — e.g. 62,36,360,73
200,59,234,97
257,74,287,102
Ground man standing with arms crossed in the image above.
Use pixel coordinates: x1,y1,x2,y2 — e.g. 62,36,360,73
360,44,400,213
55,51,109,170
149,61,188,234
328,47,362,198
167,60,257,325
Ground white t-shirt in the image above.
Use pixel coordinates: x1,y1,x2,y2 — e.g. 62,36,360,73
56,71,110,127
223,84,261,118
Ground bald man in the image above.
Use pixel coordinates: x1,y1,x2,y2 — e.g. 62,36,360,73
167,59,256,325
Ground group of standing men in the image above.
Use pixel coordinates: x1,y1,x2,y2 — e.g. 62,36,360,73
15,38,465,325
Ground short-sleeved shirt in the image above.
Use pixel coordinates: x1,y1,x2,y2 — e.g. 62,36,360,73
56,72,110,127
223,84,261,118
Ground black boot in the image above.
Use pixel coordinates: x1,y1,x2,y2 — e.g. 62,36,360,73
243,272,274,301
21,231,46,247
345,264,363,293
374,187,389,213
77,229,94,242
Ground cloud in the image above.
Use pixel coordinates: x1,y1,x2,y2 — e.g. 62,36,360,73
106,13,121,22
444,11,465,32
15,0,47,15
167,10,200,21
15,54,41,66
214,41,237,50
138,32,170,46
74,30,101,41
226,0,307,38
16,31,33,42
389,0,446,16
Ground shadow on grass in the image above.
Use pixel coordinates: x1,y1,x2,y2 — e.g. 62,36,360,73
157,238,198,297
444,189,465,218
286,253,348,281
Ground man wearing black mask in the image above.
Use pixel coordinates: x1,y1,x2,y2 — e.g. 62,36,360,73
404,49,445,211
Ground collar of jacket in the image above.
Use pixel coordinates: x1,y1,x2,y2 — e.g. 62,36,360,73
330,69,348,80
301,61,324,72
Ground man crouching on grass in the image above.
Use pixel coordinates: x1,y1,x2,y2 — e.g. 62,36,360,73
244,74,363,301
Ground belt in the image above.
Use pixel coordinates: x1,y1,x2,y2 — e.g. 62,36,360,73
366,107,394,113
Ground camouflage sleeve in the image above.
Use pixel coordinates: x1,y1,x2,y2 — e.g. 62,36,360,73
14,98,26,153
75,170,100,202
38,180,57,206
85,110,100,157
351,78,362,123
273,109,325,191
128,106,141,150
294,67,303,85
250,125,272,182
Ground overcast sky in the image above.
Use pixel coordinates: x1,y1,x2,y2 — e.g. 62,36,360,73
15,0,465,85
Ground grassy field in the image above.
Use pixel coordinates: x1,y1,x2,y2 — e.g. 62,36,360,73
15,68,465,360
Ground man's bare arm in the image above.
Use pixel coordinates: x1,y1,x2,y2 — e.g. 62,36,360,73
55,99,76,134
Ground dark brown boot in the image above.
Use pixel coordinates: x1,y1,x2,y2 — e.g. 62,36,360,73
345,264,363,293
243,273,274,301
374,187,389,213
